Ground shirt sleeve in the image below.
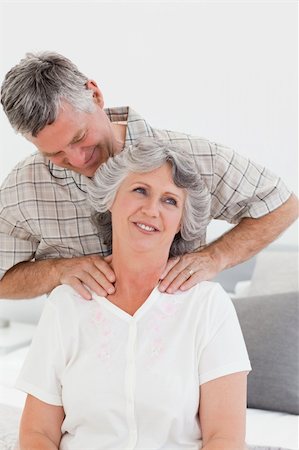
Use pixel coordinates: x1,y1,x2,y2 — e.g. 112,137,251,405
0,171,39,279
15,299,65,406
210,142,291,224
198,283,251,385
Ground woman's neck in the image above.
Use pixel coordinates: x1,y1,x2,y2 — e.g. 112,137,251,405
107,244,169,315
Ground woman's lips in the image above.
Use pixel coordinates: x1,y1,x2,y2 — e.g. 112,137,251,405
134,222,159,232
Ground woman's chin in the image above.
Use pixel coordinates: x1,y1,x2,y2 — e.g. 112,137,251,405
128,239,171,257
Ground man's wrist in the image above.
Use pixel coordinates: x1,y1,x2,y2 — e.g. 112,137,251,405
48,258,63,285
200,239,231,273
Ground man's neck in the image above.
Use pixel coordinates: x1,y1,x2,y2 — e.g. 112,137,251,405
111,122,127,154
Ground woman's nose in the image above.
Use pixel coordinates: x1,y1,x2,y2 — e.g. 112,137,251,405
141,198,160,217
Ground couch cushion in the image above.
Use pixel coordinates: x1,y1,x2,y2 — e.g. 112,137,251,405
213,256,256,293
247,251,298,296
232,291,299,415
0,403,21,450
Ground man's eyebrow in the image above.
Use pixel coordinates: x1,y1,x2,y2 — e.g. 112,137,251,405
41,129,86,157
69,129,85,144
41,149,61,157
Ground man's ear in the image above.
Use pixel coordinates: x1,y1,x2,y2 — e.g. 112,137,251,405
86,80,104,108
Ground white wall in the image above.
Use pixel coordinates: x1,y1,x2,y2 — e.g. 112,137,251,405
0,1,298,246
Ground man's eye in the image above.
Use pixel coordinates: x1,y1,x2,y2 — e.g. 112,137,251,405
164,197,177,206
51,151,63,158
73,133,86,144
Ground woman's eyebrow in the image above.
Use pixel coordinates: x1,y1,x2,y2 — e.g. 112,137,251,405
131,182,182,198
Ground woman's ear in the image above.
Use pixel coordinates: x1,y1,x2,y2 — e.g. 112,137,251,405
108,201,114,214
86,80,104,108
176,221,182,234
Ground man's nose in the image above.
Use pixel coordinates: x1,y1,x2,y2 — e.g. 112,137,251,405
66,146,90,167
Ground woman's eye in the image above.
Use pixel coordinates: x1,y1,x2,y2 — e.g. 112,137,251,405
164,197,177,206
134,187,146,195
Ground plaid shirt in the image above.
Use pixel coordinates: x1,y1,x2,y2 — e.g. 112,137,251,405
0,106,291,278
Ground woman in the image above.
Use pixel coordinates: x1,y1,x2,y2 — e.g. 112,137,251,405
16,138,251,450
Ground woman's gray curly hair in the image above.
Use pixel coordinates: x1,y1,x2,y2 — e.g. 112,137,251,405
87,138,211,257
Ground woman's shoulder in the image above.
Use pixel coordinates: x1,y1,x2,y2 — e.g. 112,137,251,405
176,280,228,301
173,281,233,315
46,284,88,311
44,285,97,338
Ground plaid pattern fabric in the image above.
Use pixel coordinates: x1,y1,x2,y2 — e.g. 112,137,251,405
0,106,291,278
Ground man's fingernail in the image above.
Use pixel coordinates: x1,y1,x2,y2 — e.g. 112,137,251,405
159,284,166,292
108,288,115,294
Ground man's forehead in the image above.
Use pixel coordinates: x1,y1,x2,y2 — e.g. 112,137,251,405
25,110,86,154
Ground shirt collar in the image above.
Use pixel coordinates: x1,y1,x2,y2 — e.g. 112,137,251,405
105,106,154,143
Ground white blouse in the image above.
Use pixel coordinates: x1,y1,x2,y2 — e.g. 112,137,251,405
16,281,251,450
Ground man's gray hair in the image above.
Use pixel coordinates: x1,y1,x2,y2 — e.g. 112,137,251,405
0,51,94,136
88,138,211,257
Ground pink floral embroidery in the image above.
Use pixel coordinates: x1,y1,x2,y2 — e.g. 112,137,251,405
145,298,183,364
160,299,182,316
87,305,114,367
97,344,111,361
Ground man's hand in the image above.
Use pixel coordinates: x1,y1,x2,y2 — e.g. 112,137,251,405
0,255,115,300
159,250,219,294
159,194,298,294
54,255,115,300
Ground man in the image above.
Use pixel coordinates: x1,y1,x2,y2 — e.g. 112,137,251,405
0,51,297,300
